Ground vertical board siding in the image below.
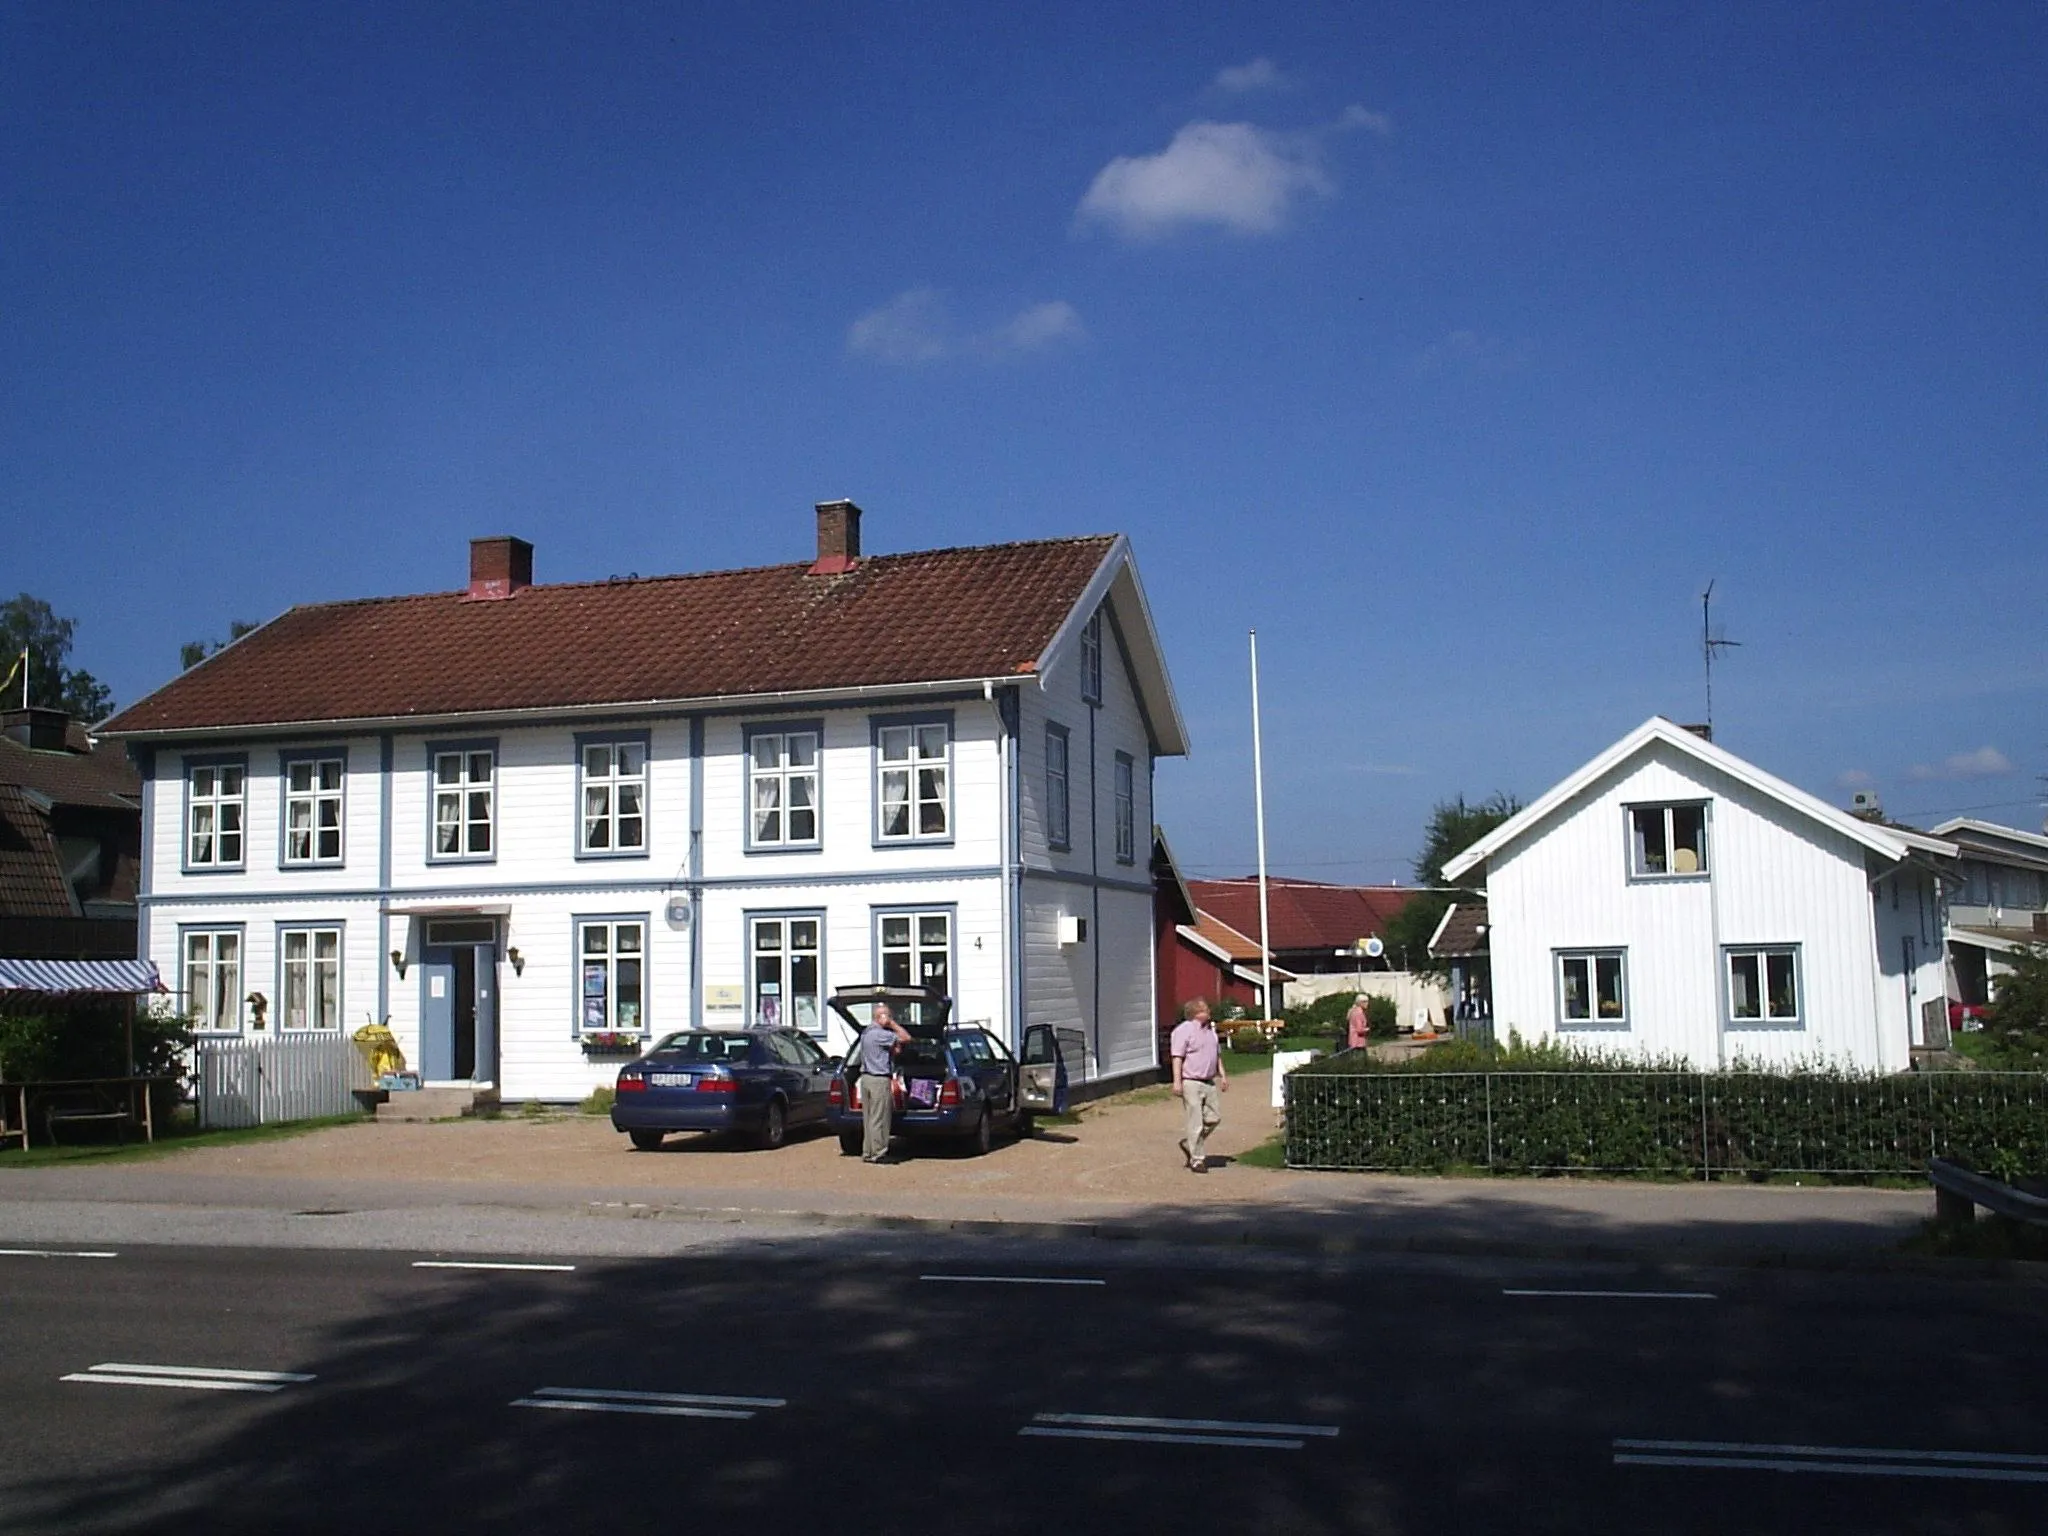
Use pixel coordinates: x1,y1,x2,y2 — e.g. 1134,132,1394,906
195,1034,374,1128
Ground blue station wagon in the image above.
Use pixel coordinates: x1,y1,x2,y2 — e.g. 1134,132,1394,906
611,1027,838,1151
823,985,1068,1157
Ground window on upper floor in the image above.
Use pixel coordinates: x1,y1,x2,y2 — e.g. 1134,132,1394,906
279,925,342,1030
578,918,645,1036
182,928,243,1032
875,717,950,843
1726,946,1800,1026
282,754,344,866
1080,611,1103,704
580,736,648,855
1045,723,1071,851
432,747,495,860
186,760,246,870
1557,949,1627,1027
748,727,820,849
1113,751,1136,864
1629,803,1708,879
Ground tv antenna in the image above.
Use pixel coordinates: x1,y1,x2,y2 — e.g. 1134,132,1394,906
1701,580,1741,735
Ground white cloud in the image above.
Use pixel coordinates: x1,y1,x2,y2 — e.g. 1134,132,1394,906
847,290,1085,365
1215,57,1288,94
1907,746,2015,782
1337,102,1393,135
1076,121,1332,240
1416,328,1534,376
1836,768,1876,790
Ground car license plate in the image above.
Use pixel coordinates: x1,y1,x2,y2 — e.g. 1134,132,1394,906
651,1072,690,1088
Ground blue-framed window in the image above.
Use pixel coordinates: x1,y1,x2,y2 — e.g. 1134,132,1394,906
183,755,248,872
575,915,648,1037
180,924,246,1033
874,906,953,1001
577,732,650,858
1079,611,1103,704
427,741,497,862
1045,722,1071,851
873,712,952,845
1556,949,1627,1028
745,721,822,851
1113,751,1135,864
748,911,824,1034
279,748,347,868
277,922,343,1031
1725,944,1801,1027
1627,802,1709,880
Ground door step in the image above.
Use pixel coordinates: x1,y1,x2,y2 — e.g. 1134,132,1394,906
374,1086,496,1123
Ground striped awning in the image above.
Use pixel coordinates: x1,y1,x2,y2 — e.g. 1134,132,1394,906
0,959,166,994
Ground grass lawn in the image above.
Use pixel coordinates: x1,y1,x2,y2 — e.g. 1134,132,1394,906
0,1113,365,1168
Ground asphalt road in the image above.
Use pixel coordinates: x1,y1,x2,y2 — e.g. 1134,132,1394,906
0,1237,2041,1535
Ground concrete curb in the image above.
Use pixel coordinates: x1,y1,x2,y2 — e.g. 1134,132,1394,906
575,1196,2048,1282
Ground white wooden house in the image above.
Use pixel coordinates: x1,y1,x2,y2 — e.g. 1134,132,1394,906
100,502,1187,1101
1441,717,1956,1071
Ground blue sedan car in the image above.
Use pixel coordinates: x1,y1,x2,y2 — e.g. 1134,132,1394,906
823,985,1068,1157
611,1028,839,1151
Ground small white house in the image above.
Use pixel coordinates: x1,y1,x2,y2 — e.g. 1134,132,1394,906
1441,717,1956,1072
100,502,1187,1101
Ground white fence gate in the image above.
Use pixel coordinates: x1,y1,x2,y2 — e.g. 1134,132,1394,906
194,1034,374,1129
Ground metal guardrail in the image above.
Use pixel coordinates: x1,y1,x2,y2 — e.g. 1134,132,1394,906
194,1034,374,1128
1929,1157,2048,1229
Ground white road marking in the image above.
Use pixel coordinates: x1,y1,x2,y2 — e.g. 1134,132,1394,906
412,1260,577,1272
1022,1426,1305,1450
1506,1289,1716,1300
920,1274,1106,1286
1614,1439,2048,1483
1036,1412,1339,1438
512,1385,787,1421
0,1248,118,1259
63,1362,315,1393
1022,1411,1337,1450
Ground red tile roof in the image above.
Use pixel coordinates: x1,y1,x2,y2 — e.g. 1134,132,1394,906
1187,877,1420,954
102,536,1120,735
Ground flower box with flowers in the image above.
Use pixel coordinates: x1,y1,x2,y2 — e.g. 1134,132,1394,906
581,1031,645,1055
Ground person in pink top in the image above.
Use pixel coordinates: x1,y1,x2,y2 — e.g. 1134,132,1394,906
1346,997,1369,1051
1169,997,1228,1172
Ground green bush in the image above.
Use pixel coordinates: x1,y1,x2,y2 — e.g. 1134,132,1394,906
1972,943,2048,1070
1366,995,1399,1040
0,1000,192,1128
1282,993,1357,1037
1229,1025,1269,1055
579,1085,616,1115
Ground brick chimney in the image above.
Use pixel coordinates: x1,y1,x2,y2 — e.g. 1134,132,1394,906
468,536,534,600
811,500,862,575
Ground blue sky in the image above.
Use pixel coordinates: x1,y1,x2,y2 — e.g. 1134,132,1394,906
5,2,2043,880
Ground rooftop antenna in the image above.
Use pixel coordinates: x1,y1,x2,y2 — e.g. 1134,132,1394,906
1702,580,1741,736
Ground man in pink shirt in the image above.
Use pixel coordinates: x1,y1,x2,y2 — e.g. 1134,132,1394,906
1169,998,1228,1173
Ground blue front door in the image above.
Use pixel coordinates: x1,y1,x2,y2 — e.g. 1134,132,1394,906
419,943,498,1082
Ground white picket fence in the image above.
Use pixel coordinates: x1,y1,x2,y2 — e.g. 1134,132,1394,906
194,1034,375,1129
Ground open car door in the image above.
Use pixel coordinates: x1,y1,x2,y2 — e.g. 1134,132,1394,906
1018,1024,1069,1115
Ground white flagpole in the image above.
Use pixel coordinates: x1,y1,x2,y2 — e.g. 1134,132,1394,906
1249,630,1273,1019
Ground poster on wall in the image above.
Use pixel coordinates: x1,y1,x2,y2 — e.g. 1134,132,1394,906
583,963,608,1031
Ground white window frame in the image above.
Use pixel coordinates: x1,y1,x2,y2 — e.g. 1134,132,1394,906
1113,751,1136,865
1627,801,1709,880
278,924,343,1031
876,907,954,1006
1045,723,1071,851
184,758,247,871
1079,611,1103,704
577,918,647,1037
749,913,824,1035
873,715,952,845
1725,945,1801,1026
746,724,822,851
430,744,496,861
181,927,244,1034
281,752,345,867
1556,949,1628,1027
578,734,649,857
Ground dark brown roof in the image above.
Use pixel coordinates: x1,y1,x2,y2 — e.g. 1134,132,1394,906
0,785,75,919
0,731,140,810
1187,877,1420,954
102,537,1120,735
1428,901,1489,958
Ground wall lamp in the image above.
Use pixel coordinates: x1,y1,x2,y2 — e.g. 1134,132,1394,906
507,947,525,977
390,950,407,980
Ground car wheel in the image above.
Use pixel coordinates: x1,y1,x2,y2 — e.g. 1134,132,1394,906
839,1131,864,1157
968,1108,993,1157
1015,1111,1036,1141
758,1099,788,1151
628,1129,665,1152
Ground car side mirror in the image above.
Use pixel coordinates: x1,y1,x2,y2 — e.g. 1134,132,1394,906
824,1056,843,1071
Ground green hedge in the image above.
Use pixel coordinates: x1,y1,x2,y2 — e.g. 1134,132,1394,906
1284,1060,2048,1175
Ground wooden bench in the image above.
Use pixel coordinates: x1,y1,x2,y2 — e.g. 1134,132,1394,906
18,1079,158,1149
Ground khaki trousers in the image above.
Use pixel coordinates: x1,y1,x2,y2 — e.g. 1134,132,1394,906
1181,1079,1221,1164
860,1072,894,1160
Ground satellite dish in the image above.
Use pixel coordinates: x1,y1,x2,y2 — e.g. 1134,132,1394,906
1362,936,1385,959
